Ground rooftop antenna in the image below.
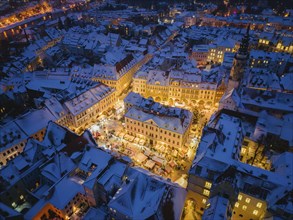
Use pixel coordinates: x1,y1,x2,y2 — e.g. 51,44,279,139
57,147,62,176
246,23,250,36
50,125,62,177
23,28,29,44
110,33,112,47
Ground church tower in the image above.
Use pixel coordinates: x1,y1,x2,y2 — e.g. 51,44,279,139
230,24,250,81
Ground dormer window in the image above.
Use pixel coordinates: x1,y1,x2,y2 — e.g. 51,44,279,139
172,81,179,86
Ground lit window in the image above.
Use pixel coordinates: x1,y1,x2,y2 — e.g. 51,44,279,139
203,189,210,196
256,202,262,208
238,195,242,201
202,198,206,204
235,202,239,208
245,198,251,203
242,205,247,210
205,182,212,189
253,210,258,215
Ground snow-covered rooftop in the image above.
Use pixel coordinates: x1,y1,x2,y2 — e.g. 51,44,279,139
14,108,57,136
64,83,114,116
0,121,28,151
124,92,193,134
108,167,186,220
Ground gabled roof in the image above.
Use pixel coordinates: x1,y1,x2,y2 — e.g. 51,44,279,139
220,88,241,107
108,170,166,219
41,153,75,183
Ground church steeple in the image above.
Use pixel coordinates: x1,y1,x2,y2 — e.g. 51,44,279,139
238,24,250,57
230,24,250,82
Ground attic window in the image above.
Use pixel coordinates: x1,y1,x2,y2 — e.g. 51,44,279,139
195,166,202,174
243,141,249,146
174,128,177,131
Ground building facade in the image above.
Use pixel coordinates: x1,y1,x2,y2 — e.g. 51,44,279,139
92,54,152,96
133,69,225,107
64,83,117,130
124,92,193,149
